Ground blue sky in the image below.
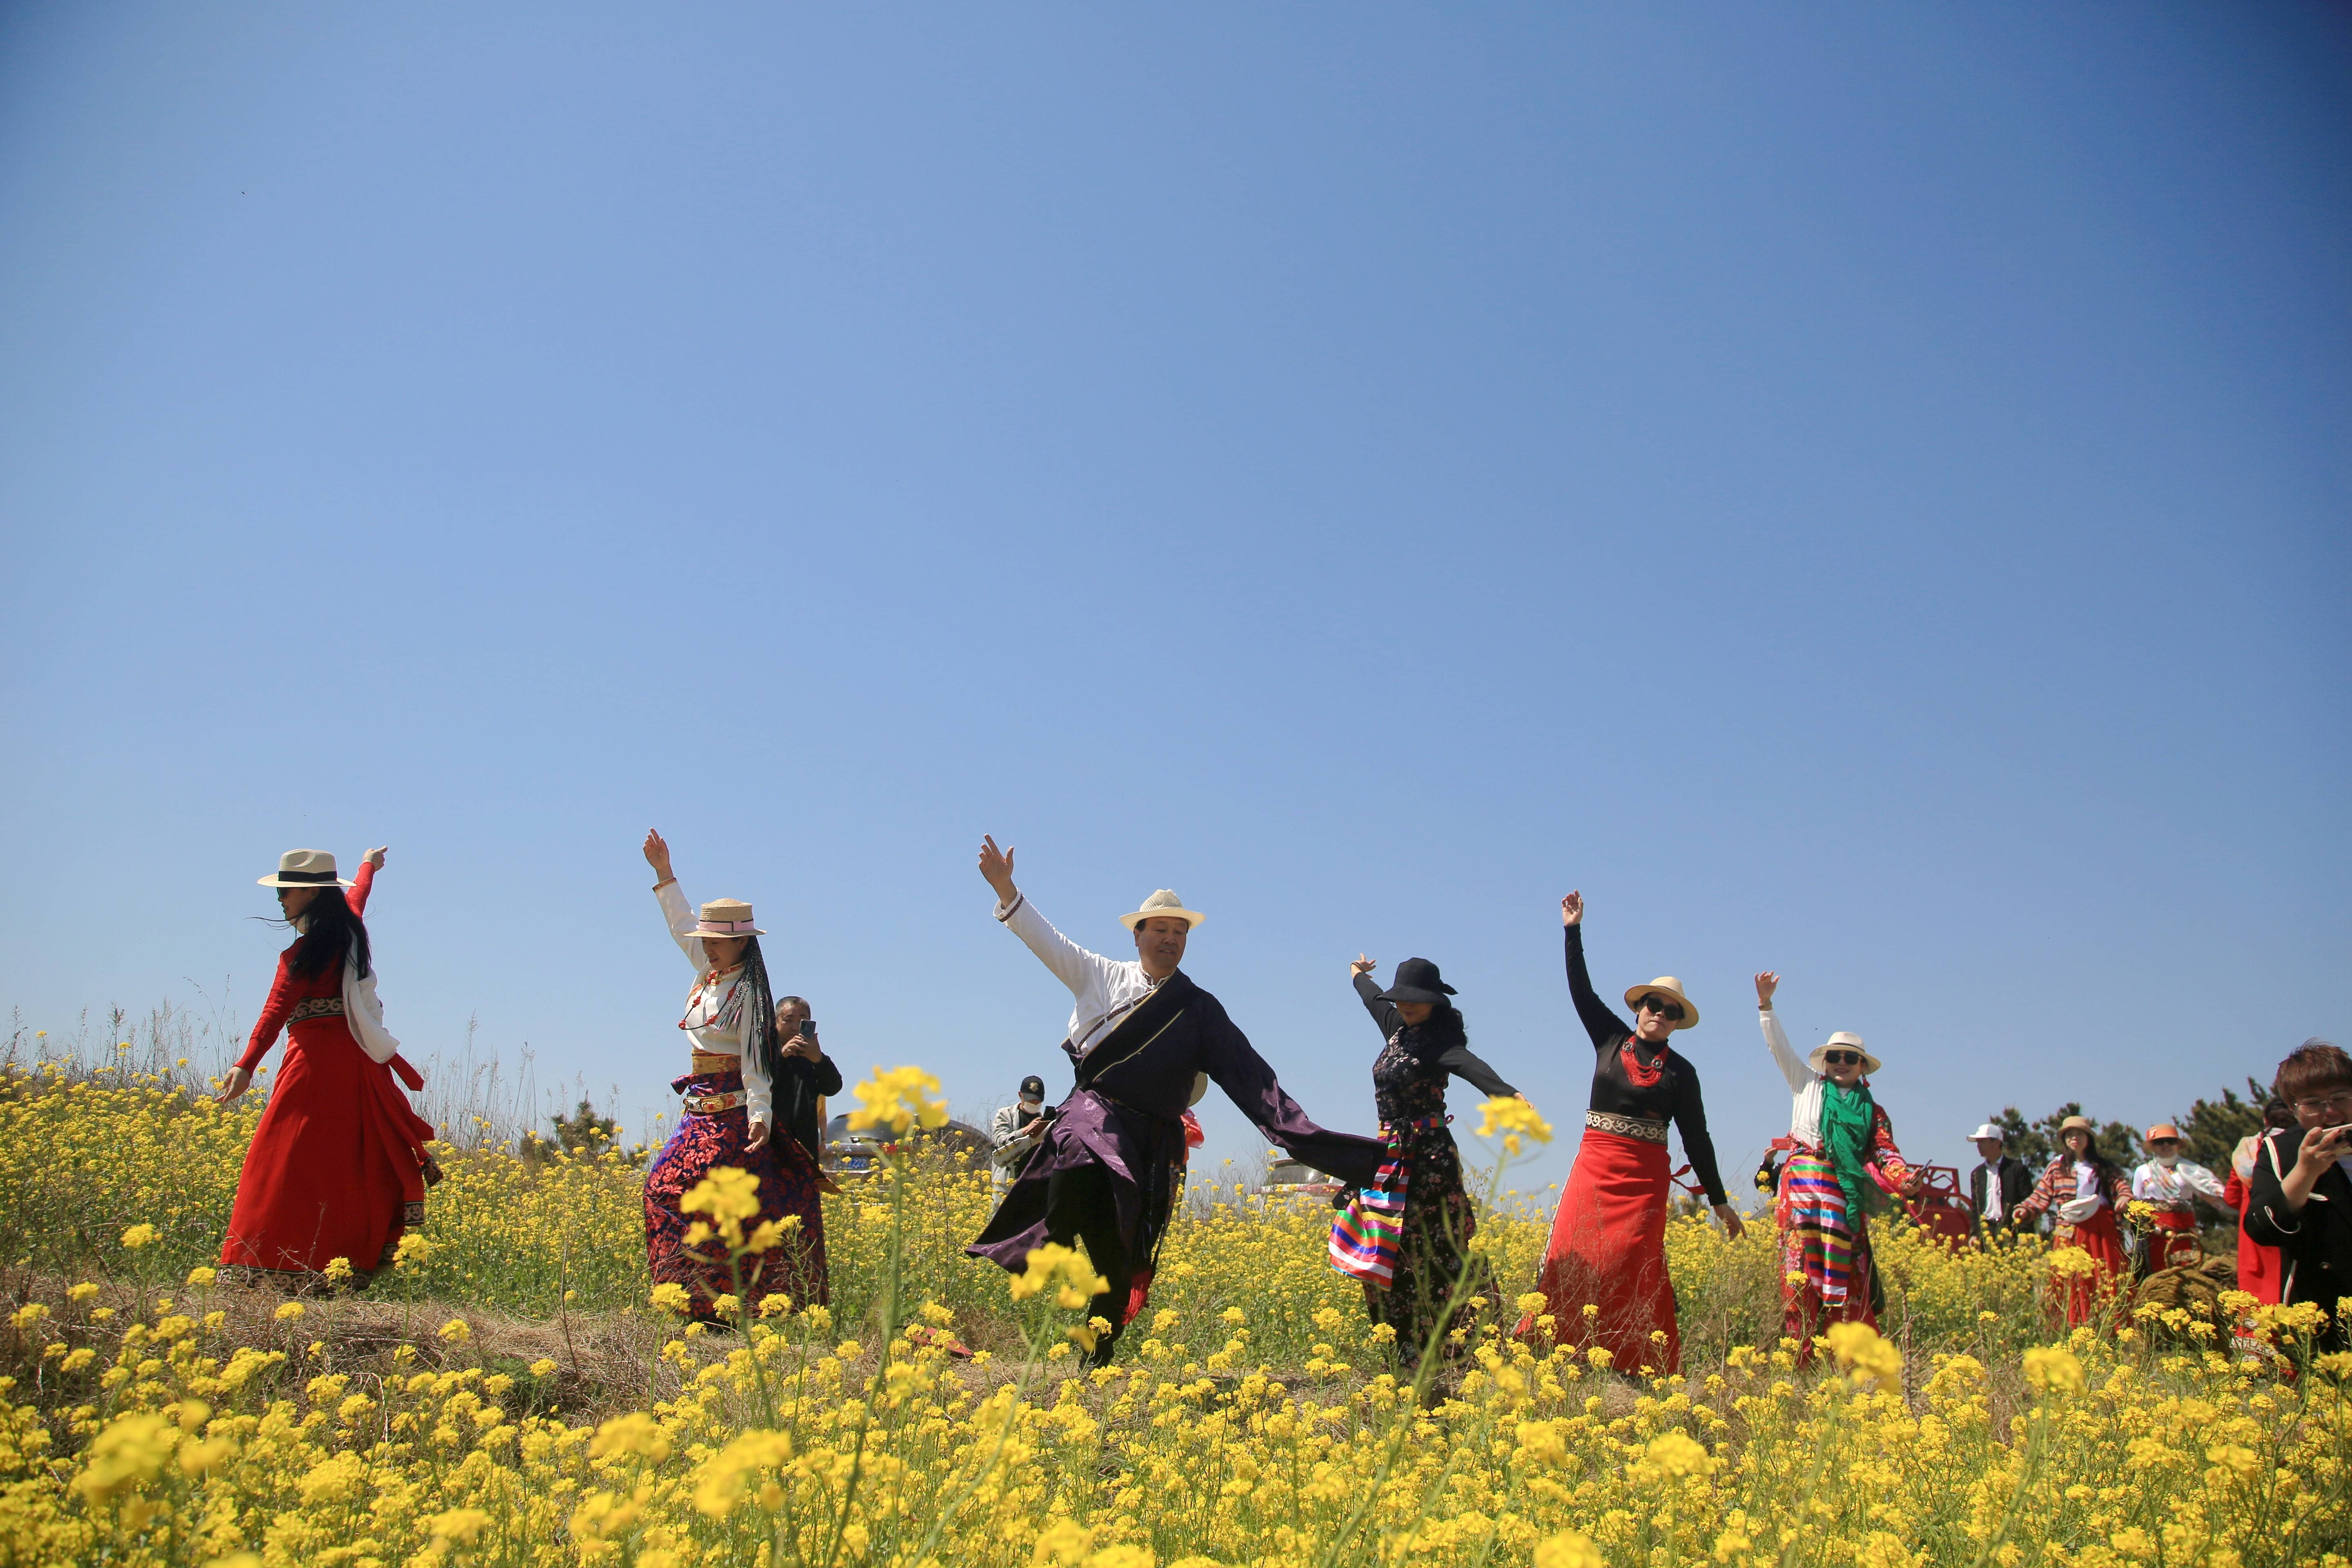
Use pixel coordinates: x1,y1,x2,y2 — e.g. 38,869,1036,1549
2,4,2345,1195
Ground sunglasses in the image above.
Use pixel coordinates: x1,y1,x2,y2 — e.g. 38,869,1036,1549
1636,996,1685,1022
1821,1050,1864,1067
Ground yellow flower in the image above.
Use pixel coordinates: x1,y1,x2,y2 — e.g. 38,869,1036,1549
2022,1345,2085,1395
273,1301,305,1322
1824,1322,1902,1388
119,1223,158,1249
846,1065,951,1137
426,1506,494,1544
438,1317,472,1344
650,1282,693,1315
184,1266,216,1287
692,1427,793,1517
1033,1519,1096,1566
1010,1243,1108,1306
1644,1429,1713,1480
529,1358,559,1376
1476,1095,1553,1156
1535,1531,1605,1568
323,1256,354,1283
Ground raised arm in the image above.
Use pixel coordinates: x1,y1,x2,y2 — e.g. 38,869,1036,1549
1433,1042,1518,1100
1753,971,1810,1093
644,829,708,970
980,836,1118,998
1351,962,1402,1039
1561,895,1631,1048
347,848,385,916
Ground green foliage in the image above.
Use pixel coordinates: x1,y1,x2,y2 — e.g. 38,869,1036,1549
1987,1102,2141,1171
2172,1078,2273,1173
522,1097,620,1167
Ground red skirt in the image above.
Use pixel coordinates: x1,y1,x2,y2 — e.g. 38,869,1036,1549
2051,1206,2127,1327
222,1018,436,1276
2147,1208,2203,1272
1515,1129,1678,1375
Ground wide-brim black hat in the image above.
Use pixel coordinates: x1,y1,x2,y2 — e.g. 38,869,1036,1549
1378,957,1458,1005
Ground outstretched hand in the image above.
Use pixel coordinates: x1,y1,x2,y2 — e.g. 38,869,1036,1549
1350,954,1377,979
643,829,673,882
1755,971,1780,1007
1560,891,1584,928
364,846,389,870
978,835,1018,903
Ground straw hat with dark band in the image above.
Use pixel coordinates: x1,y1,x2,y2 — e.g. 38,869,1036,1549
1622,977,1699,1030
1120,889,1206,931
688,899,765,939
257,849,354,889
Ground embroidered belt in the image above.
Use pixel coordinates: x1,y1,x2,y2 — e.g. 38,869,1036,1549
288,997,347,1022
690,1051,738,1076
682,1089,747,1116
1586,1109,1668,1143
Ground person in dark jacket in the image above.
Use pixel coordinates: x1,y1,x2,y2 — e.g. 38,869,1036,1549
771,996,844,1162
1967,1123,2036,1236
1332,956,1521,1375
2244,1038,2352,1354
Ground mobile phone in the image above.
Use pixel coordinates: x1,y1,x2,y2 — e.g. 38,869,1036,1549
797,1018,817,1042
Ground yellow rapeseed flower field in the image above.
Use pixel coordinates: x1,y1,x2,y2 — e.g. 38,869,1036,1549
0,1058,2347,1566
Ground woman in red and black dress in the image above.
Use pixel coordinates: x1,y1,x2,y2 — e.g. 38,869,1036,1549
2012,1116,2133,1327
219,848,437,1283
640,829,830,1319
1515,892,1744,1376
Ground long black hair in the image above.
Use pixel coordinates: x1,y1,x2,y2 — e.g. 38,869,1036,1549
283,888,371,980
1399,1000,1468,1062
739,935,781,1089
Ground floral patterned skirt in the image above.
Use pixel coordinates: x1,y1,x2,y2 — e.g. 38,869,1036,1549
643,1067,829,1317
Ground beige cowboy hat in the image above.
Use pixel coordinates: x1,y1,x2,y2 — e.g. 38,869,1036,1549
1119,889,1205,931
2057,1114,2096,1137
1621,977,1699,1029
688,898,765,939
1807,1031,1882,1077
257,848,354,889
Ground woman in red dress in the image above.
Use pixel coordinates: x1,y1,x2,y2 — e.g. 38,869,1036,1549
1514,892,1744,1376
218,848,437,1283
2224,1100,2298,1305
2013,1116,2132,1327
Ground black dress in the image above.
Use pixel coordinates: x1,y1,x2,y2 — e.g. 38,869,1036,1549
1350,975,1519,1371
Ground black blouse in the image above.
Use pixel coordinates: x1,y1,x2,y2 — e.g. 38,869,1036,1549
1564,925,1727,1206
1352,974,1518,1124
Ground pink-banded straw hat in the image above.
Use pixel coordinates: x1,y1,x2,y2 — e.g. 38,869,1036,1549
688,898,765,939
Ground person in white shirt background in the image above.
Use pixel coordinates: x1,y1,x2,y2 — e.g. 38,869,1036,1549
1966,1123,2034,1236
2129,1120,2228,1273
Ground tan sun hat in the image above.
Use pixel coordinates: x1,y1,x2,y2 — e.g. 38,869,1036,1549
2058,1114,2095,1136
688,898,765,939
257,848,353,889
1120,889,1205,931
1622,977,1698,1029
1807,1031,1882,1076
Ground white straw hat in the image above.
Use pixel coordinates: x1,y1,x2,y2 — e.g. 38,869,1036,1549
687,898,765,939
1807,1031,1882,1076
257,849,353,889
1622,977,1698,1030
1120,889,1205,931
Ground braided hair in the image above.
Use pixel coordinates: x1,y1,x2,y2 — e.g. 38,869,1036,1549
739,935,781,1090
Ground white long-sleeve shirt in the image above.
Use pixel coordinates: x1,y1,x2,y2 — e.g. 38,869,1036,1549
993,891,1163,1059
1759,1007,1831,1149
657,879,773,1128
2131,1158,2226,1208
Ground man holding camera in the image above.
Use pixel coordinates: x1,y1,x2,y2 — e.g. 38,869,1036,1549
991,1074,1051,1186
772,995,842,1163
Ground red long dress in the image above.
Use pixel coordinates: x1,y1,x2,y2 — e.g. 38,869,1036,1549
221,862,437,1278
2223,1170,2283,1305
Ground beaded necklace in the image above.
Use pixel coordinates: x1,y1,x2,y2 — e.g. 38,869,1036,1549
1619,1038,1666,1089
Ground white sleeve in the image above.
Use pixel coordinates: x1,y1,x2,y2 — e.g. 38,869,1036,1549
996,893,1111,999
742,1037,773,1127
2181,1161,2227,1201
656,880,706,971
2129,1165,2158,1200
1758,1008,1811,1094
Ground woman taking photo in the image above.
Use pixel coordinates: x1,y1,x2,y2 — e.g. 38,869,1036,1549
1515,892,1742,1376
220,847,436,1285
2013,1115,2132,1327
1330,955,1521,1377
642,829,829,1317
